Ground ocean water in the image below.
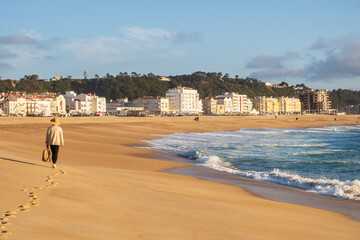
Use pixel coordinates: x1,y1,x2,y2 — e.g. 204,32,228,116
142,125,360,201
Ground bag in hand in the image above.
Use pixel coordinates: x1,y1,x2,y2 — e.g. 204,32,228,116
42,146,52,162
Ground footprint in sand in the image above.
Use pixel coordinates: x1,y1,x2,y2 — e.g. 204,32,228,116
0,169,67,239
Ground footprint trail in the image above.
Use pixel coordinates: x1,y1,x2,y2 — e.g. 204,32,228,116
0,170,67,240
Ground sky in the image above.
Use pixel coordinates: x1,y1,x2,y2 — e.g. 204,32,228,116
1,0,360,90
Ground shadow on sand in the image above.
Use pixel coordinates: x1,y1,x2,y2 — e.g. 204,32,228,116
0,157,48,168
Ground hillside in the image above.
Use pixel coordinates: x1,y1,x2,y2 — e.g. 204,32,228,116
1,72,359,109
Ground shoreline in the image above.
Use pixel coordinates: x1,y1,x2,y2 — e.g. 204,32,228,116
136,121,360,221
157,152,360,221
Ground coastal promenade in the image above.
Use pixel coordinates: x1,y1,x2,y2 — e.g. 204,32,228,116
0,115,359,239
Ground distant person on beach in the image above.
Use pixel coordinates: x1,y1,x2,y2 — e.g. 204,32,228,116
45,117,64,169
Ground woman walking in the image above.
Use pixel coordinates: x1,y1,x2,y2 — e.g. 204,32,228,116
45,117,64,168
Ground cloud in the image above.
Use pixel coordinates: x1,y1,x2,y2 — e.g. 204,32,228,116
307,36,360,80
246,52,300,69
309,37,328,50
122,27,171,41
0,32,54,68
0,63,13,70
170,31,202,42
0,34,37,45
0,50,17,59
61,36,125,63
247,55,284,68
246,51,303,80
250,68,307,79
62,27,201,63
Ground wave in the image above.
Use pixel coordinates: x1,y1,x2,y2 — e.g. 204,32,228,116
255,143,328,148
142,125,360,201
291,149,348,156
239,125,360,134
194,152,360,201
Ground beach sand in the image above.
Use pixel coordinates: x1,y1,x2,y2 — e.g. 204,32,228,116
0,115,359,240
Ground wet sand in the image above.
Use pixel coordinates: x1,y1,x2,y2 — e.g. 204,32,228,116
164,152,360,221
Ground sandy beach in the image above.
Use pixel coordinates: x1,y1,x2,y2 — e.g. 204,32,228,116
1,115,360,240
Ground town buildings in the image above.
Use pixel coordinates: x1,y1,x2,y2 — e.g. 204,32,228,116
3,86,348,117
216,92,253,114
297,90,331,114
214,96,233,114
201,98,217,115
132,97,169,115
165,87,203,114
106,99,144,116
0,92,66,116
63,91,106,115
252,96,267,114
279,97,302,114
0,92,27,116
26,93,66,116
340,104,360,114
252,96,301,115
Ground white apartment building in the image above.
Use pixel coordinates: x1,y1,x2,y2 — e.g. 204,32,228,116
92,96,106,114
216,92,253,114
217,92,240,113
26,94,51,116
63,91,106,115
214,96,233,113
132,97,169,115
165,87,202,114
0,93,27,116
63,91,78,112
74,94,93,115
242,96,253,113
25,93,66,116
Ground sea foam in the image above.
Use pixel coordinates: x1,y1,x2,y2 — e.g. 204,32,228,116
194,153,360,201
142,125,360,201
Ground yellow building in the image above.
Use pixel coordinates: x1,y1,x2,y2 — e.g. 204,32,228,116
266,97,280,114
279,97,301,114
252,96,279,114
252,96,301,114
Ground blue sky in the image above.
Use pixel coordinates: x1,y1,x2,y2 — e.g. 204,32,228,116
1,0,360,90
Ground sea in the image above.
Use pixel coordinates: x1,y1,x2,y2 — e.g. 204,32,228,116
142,125,360,201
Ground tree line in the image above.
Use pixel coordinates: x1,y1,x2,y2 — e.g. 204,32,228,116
1,72,359,109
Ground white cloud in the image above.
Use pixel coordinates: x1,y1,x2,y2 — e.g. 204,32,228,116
61,27,202,63
62,36,125,63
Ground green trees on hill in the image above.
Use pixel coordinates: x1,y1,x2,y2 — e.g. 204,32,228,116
329,89,360,109
1,72,359,109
